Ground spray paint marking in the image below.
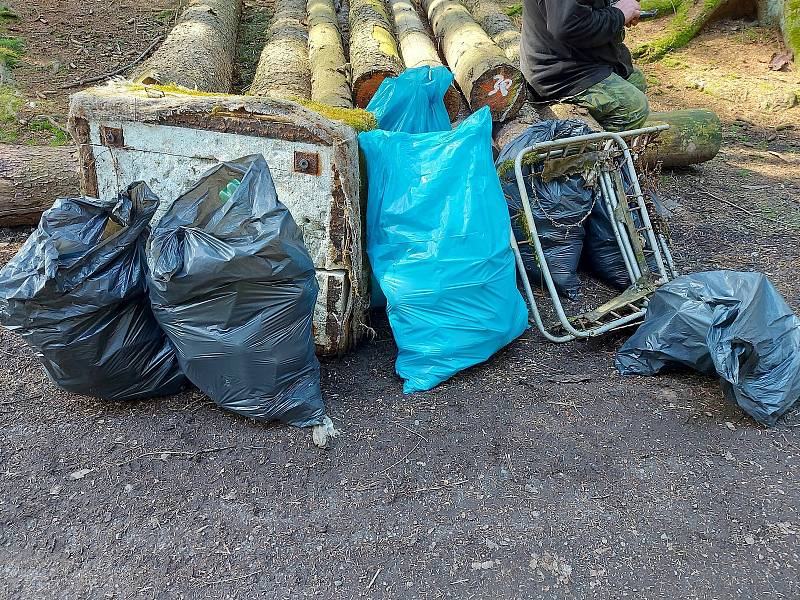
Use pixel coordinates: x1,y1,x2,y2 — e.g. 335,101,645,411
488,75,513,97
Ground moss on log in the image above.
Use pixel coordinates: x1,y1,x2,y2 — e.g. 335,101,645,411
250,0,312,100
0,145,79,226
466,0,521,66
785,0,800,58
388,0,462,119
643,109,721,168
308,0,353,108
422,0,525,121
349,0,404,108
132,0,242,92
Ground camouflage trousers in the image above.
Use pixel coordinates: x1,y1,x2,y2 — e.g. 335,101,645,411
565,68,649,132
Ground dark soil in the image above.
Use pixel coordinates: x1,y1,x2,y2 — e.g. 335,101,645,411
2,4,800,599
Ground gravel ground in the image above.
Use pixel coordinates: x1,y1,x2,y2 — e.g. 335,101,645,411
1,141,800,598
2,2,800,598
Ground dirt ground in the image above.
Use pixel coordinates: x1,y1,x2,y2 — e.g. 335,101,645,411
2,3,800,599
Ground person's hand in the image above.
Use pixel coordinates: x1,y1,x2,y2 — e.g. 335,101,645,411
614,0,641,26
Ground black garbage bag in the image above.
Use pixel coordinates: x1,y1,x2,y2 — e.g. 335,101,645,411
616,271,800,425
0,184,185,400
496,119,595,300
580,160,668,289
581,197,632,289
146,155,325,427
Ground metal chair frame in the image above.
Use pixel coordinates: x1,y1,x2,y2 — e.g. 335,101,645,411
510,125,675,342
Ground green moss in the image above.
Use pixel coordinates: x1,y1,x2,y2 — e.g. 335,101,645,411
505,3,522,17
27,117,70,146
633,0,727,63
786,0,800,57
0,84,21,141
295,99,377,132
123,83,377,132
0,5,21,69
0,5,18,23
640,0,682,14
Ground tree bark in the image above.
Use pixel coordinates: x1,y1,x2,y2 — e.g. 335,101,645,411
0,145,80,227
422,0,525,121
643,109,721,168
250,0,312,100
466,0,521,66
348,0,404,108
307,0,353,108
350,0,404,108
131,0,242,92
388,0,462,119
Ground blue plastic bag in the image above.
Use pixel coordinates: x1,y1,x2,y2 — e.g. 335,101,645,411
366,65,453,134
360,108,529,393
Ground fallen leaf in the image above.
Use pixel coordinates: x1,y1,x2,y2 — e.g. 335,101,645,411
768,51,793,72
69,468,94,480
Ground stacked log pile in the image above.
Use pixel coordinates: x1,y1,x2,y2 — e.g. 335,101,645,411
1,0,722,225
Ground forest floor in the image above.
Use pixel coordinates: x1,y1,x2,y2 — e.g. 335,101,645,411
1,2,800,599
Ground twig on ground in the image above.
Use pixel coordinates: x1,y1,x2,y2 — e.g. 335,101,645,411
366,567,382,591
376,439,422,475
58,35,164,89
197,571,261,587
114,445,235,467
697,190,791,229
393,422,429,442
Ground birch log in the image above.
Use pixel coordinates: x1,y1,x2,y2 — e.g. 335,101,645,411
0,145,80,227
466,0,520,66
388,0,462,119
421,0,525,121
348,0,404,108
250,0,312,100
308,0,353,108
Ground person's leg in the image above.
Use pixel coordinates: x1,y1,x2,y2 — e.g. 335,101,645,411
626,67,647,94
566,72,649,132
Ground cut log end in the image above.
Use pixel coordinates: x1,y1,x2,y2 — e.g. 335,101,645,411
470,67,526,122
353,71,395,109
443,86,463,121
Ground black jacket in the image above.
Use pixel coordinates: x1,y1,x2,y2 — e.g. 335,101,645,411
521,0,634,101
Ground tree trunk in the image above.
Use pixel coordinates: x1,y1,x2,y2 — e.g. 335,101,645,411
643,109,721,168
388,0,462,119
250,0,312,100
131,0,242,92
0,145,80,227
307,0,353,108
466,0,521,66
348,0,404,108
422,0,525,121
